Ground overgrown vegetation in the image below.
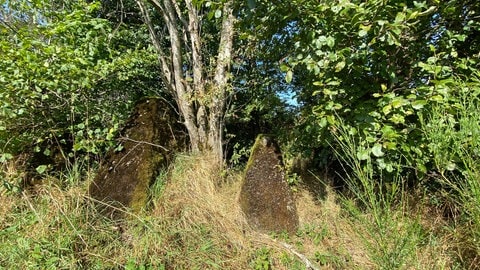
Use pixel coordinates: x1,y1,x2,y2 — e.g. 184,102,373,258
0,153,461,269
1,0,480,268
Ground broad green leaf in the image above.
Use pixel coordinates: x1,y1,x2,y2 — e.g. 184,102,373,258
372,143,384,157
385,141,397,150
357,148,370,161
417,163,427,174
411,100,427,110
280,64,289,72
36,165,48,174
431,95,444,102
318,117,327,128
382,104,392,115
377,158,386,169
381,84,387,92
385,163,394,173
326,36,335,48
365,135,376,143
395,12,406,23
390,114,405,124
446,161,456,171
391,98,407,108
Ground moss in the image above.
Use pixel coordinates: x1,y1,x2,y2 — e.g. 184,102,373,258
89,98,186,218
239,134,299,234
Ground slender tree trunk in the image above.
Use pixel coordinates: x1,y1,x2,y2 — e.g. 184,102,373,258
209,1,235,160
136,0,235,161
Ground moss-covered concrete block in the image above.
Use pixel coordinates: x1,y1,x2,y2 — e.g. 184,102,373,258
239,134,299,234
89,98,185,218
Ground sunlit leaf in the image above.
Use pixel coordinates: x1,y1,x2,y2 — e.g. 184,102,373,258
411,100,427,110
326,36,335,48
357,149,370,161
215,9,222,19
285,70,293,83
36,165,48,174
372,144,384,157
335,61,345,72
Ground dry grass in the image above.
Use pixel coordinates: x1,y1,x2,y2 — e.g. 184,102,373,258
150,153,380,269
149,153,251,268
0,152,470,269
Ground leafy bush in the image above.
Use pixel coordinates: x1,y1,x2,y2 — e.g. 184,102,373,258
261,0,480,183
0,1,161,179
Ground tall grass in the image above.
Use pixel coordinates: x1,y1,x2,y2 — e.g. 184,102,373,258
1,149,460,269
330,121,428,269
0,154,247,269
421,86,480,268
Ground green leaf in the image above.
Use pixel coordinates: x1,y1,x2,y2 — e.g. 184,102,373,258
431,95,444,102
326,36,335,48
417,163,427,174
318,117,327,128
335,61,345,72
0,153,13,163
385,163,394,173
446,161,456,171
372,144,384,157
382,104,392,115
377,158,387,169
356,148,370,161
411,100,427,110
279,64,289,72
285,70,293,83
36,165,48,174
391,97,408,108
214,9,222,19
358,24,371,37
395,12,406,23
390,114,405,124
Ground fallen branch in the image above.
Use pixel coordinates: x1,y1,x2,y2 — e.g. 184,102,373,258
254,234,320,270
280,241,320,270
118,136,170,151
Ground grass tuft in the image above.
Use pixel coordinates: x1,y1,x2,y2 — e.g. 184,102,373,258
0,150,467,269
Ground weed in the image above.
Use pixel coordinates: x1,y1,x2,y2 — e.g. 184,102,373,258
0,151,460,269
421,87,480,267
331,119,426,269
250,247,272,270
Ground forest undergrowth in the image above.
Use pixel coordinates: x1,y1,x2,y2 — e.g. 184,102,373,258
1,149,476,269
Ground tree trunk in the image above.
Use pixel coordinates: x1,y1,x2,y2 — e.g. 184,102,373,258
208,1,235,160
136,0,235,161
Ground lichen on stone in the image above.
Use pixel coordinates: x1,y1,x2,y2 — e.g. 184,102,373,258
89,97,186,218
239,134,299,234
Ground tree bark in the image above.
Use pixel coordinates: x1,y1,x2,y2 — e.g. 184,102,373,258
135,0,234,161
209,1,235,160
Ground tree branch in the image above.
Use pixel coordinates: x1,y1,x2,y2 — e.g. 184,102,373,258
162,0,200,151
135,0,172,91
